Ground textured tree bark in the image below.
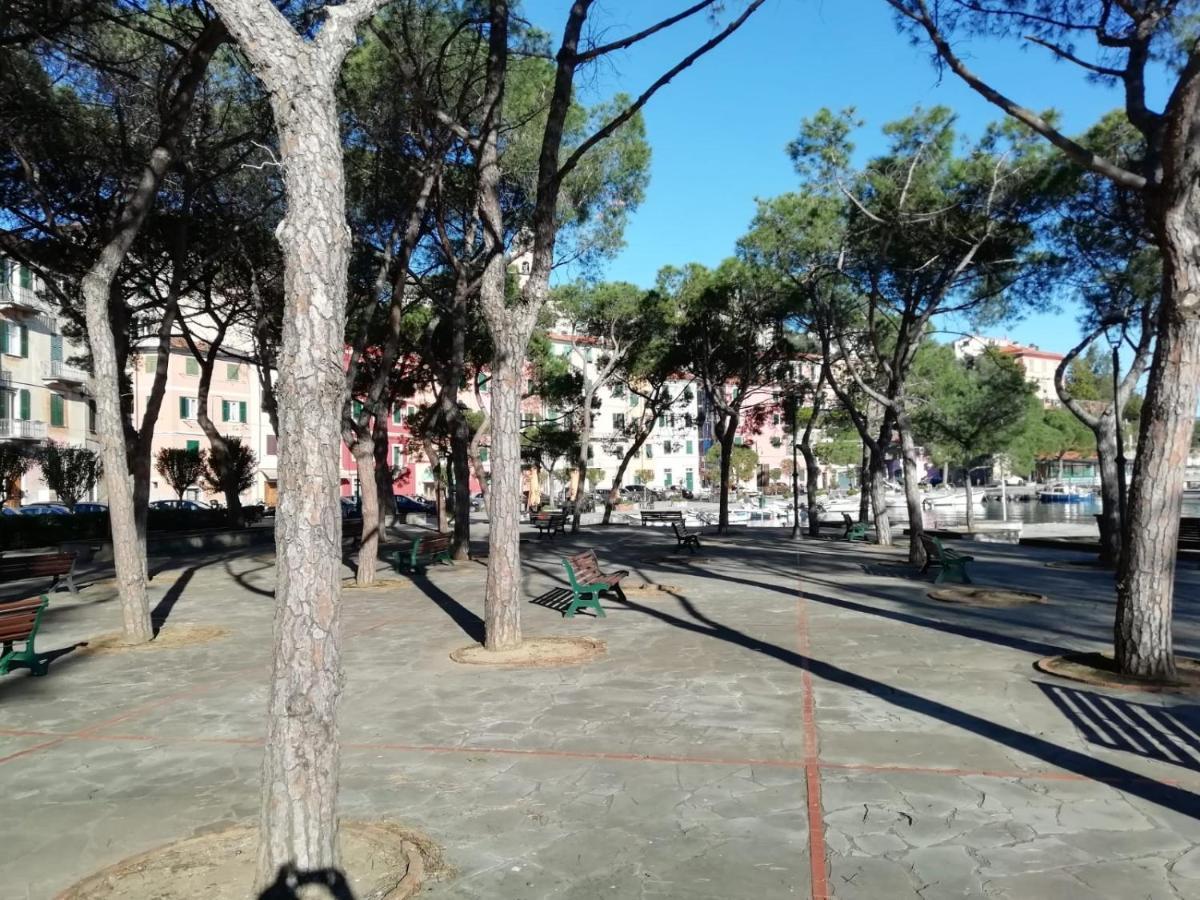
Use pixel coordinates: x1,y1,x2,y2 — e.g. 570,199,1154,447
372,414,394,533
450,425,472,559
570,384,597,533
204,0,387,884
79,21,226,641
353,441,379,586
483,346,524,649
964,466,976,531
896,411,925,564
801,443,822,538
1116,205,1200,679
1093,419,1121,567
717,417,738,534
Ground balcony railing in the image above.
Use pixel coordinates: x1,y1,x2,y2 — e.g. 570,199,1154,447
40,359,88,385
0,284,48,315
0,419,47,440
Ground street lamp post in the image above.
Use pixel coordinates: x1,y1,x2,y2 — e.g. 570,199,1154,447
1105,324,1128,530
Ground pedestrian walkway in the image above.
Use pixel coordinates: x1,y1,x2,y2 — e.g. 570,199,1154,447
1,529,1198,898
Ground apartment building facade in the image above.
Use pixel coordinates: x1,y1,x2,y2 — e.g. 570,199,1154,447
953,334,1064,406
0,258,98,505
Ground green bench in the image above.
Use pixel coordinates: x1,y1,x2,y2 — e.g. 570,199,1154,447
919,533,974,584
391,533,453,574
842,512,868,542
0,595,50,676
560,550,629,618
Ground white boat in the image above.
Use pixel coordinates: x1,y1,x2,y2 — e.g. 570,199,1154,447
1039,483,1090,504
820,482,908,516
921,488,985,510
697,507,752,526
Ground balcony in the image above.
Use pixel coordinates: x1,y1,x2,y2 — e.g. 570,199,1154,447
0,284,48,315
0,419,47,440
40,359,88,387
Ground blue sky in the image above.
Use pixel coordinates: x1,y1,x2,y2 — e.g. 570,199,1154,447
522,0,1165,355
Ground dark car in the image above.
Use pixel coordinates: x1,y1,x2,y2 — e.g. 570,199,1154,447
149,499,210,511
74,502,108,515
340,497,361,518
394,495,434,515
19,502,71,516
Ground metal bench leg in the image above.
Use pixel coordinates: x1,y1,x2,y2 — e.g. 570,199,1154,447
565,589,602,618
66,570,79,594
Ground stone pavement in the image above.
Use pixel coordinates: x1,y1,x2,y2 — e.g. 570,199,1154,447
1,525,1199,898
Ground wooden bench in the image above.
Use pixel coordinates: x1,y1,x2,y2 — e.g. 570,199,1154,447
0,552,78,594
841,513,868,543
671,521,701,553
560,550,629,618
0,596,50,676
640,510,683,527
919,533,974,584
531,511,566,539
391,533,453,574
1180,517,1200,551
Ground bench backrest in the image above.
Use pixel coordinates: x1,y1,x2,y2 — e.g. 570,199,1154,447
1180,518,1200,540
563,550,601,588
642,511,682,521
419,534,453,555
919,533,945,559
671,522,692,538
0,552,75,578
0,595,48,644
532,512,565,523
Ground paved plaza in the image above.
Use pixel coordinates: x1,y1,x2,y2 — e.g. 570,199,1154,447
2,526,1200,898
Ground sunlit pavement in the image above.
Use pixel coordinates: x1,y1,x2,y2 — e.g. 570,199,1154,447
2,524,1198,898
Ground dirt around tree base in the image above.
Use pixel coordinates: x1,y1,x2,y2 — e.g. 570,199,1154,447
83,625,229,653
1035,652,1200,694
624,582,682,596
56,821,445,900
1044,559,1114,572
928,586,1048,607
450,636,606,668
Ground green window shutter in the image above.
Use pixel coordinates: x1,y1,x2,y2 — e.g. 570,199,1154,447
227,363,240,381
19,264,31,289
352,400,363,419
18,325,28,358
392,405,402,425
240,401,247,423
50,334,63,362
179,396,188,419
0,392,8,419
0,321,8,354
392,444,402,467
185,357,199,376
480,447,489,462
19,389,30,420
50,393,64,427
686,440,693,455
186,439,200,452
88,400,96,433
221,400,229,422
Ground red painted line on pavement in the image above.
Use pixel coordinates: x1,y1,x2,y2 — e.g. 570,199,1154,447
797,573,831,900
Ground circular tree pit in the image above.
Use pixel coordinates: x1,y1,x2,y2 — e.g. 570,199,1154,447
1035,652,1200,693
57,821,444,900
928,586,1048,607
450,636,606,668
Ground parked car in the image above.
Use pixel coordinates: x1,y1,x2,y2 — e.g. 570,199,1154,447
19,502,71,516
74,502,108,515
149,499,210,512
620,485,659,502
394,494,434,515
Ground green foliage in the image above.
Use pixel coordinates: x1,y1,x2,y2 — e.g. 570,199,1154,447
1005,403,1098,476
201,437,256,498
815,406,864,467
521,425,578,472
0,444,34,502
155,447,206,500
585,468,605,489
36,442,101,510
911,349,1037,468
705,443,760,485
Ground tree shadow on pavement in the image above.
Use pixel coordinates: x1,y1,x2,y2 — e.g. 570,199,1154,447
409,574,484,643
612,591,1200,820
151,565,197,636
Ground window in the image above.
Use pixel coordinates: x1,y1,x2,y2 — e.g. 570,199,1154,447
663,441,672,455
612,413,625,430
186,439,200,453
686,440,693,455
645,446,653,459
185,357,200,376
49,393,64,427
684,413,693,428
612,384,625,397
221,400,248,423
226,363,241,381
143,354,156,374
351,399,364,419
587,445,594,459
770,436,782,448
476,373,490,393
50,334,63,363
266,434,278,456
734,435,743,446
480,447,489,462
1,322,28,358
179,397,199,420
658,415,666,428
772,413,780,426
88,400,97,434
392,404,403,425
392,444,403,468
18,264,32,290
663,469,672,487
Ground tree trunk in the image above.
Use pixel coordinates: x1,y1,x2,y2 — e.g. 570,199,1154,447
132,461,151,581
718,418,737,533
858,443,871,524
790,430,800,539
896,412,925,564
84,278,152,643
353,441,378,586
372,413,393,533
450,424,472,559
964,466,976,531
1115,208,1200,678
800,443,821,538
570,395,593,533
1093,416,1122,568
602,430,650,525
867,447,892,545
483,345,524,650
